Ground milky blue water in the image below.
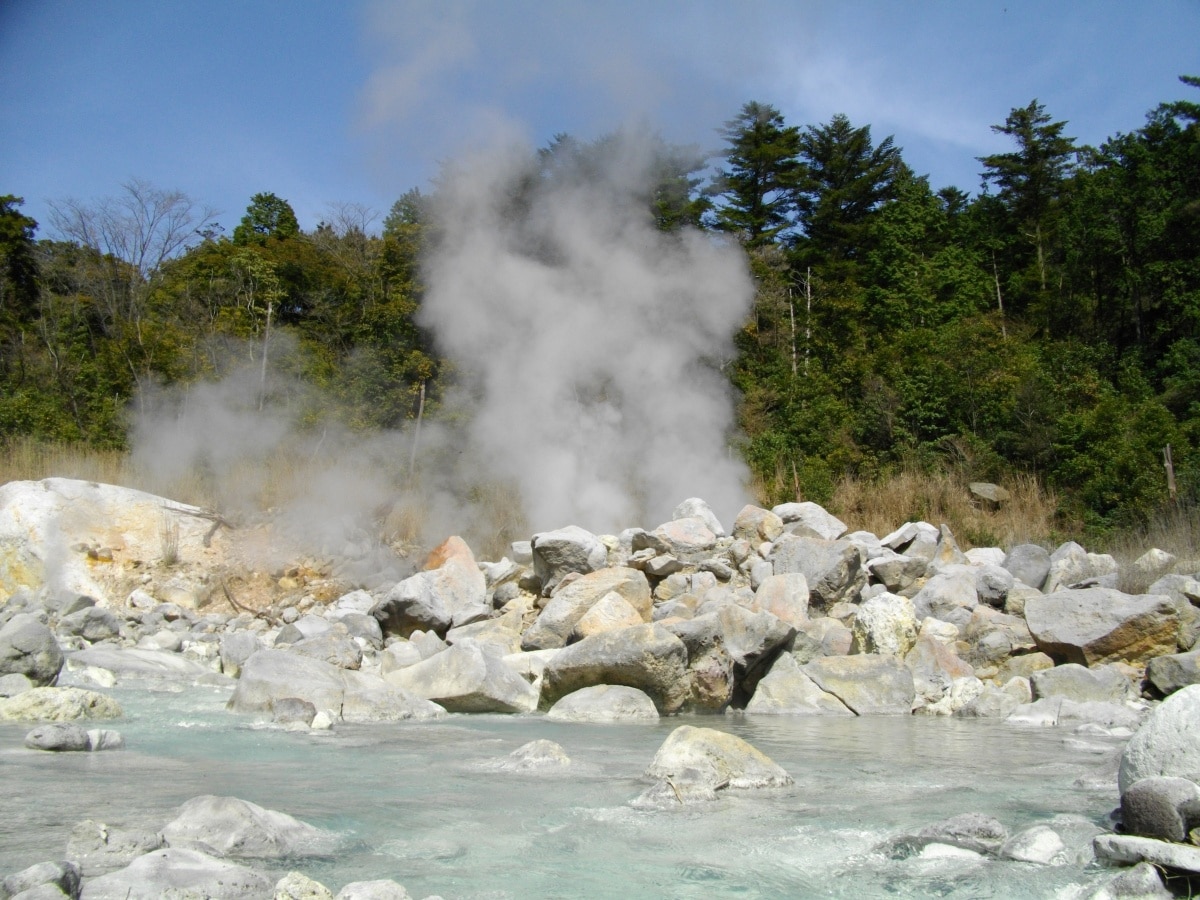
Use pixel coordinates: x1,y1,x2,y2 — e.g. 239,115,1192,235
0,684,1128,898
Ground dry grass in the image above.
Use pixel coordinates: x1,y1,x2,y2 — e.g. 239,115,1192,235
0,437,134,489
1097,501,1200,571
824,469,1066,551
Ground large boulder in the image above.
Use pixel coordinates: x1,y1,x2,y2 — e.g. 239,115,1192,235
0,613,63,685
384,641,537,713
161,795,337,858
67,820,166,876
649,517,717,556
644,725,793,789
78,847,273,899
731,505,783,544
1001,544,1051,592
531,526,608,596
0,860,81,900
1029,662,1135,703
909,566,978,626
1121,776,1200,842
545,684,660,722
1119,684,1200,793
0,478,224,609
67,646,227,686
1146,649,1200,697
744,652,853,715
802,654,916,715
0,686,122,721
520,567,650,651
851,593,918,658
542,623,690,714
1024,588,1184,666
371,536,487,638
768,535,865,609
748,573,810,629
771,502,847,541
905,628,975,711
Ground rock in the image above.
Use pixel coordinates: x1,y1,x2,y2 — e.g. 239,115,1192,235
994,651,1056,683
0,672,33,696
340,669,449,722
672,498,726,537
1120,686,1200,792
731,505,783,544
771,501,847,541
744,652,853,715
1089,861,1174,899
649,517,717,556
272,697,317,727
909,566,978,625
384,641,537,713
969,482,1011,505
0,686,122,721
66,819,165,876
531,526,608,596
905,633,974,710
889,813,1009,857
335,881,412,900
747,573,810,628
1043,541,1093,592
59,606,122,643
85,728,124,751
631,766,725,807
24,722,91,751
644,725,793,789
975,565,1014,608
67,646,226,686
1002,544,1051,592
790,617,853,663
1092,833,1200,875
0,614,64,686
998,825,1066,865
1121,548,1178,595
866,553,928,594
1,861,81,900
545,684,660,722
769,536,865,609
371,538,488,638
161,795,337,859
77,847,273,899
1121,776,1200,842
1030,663,1136,703
1025,589,1184,666
928,525,969,572
220,631,262,678
954,679,1027,719
850,593,918,658
803,654,916,715
288,632,364,670
542,623,690,714
493,739,571,772
664,615,735,711
571,591,645,640
446,610,525,657
521,567,650,651
1146,649,1200,697
274,871,334,900
228,649,346,716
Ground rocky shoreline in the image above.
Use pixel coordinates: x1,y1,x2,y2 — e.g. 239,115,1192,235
2,477,1199,897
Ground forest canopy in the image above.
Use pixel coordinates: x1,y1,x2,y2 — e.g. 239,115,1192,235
2,76,1198,536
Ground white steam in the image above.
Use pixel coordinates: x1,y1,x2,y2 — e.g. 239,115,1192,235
420,131,754,533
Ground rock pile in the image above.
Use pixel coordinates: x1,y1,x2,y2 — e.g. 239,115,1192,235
3,478,1200,890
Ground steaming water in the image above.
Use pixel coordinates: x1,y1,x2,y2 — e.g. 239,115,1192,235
0,684,1127,898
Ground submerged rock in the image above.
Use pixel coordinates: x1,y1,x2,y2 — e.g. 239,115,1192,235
78,847,273,899
644,725,792,790
66,819,165,876
0,686,122,722
161,795,337,859
545,684,660,722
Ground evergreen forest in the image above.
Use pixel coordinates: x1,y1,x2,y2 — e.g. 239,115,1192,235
2,78,1199,539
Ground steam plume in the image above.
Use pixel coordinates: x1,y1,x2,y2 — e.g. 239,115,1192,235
420,131,754,534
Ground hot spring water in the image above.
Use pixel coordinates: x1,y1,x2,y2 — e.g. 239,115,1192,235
0,682,1129,898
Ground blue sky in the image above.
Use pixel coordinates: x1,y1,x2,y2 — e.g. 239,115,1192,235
2,1,1198,236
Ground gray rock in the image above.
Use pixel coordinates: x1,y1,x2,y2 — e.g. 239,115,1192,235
909,566,978,624
731,505,783,544
672,497,726,537
66,819,165,876
0,686,122,722
545,685,660,722
975,565,1014,608
274,871,334,900
790,617,853,663
771,501,847,541
1044,541,1093,592
851,593,918,658
58,607,122,643
866,553,928,594
1146,649,1200,697
288,631,364,670
803,654,916,715
0,672,34,696
384,641,537,714
219,631,261,678
77,847,273,899
520,567,650,651
335,880,412,900
887,813,1009,857
272,697,317,727
969,482,1011,504
1025,589,1184,666
1092,833,1200,875
997,824,1066,865
744,652,853,715
1002,544,1051,592
23,721,91,752
161,795,337,859
644,724,792,789
0,614,64,686
631,766,725,807
1120,685,1200,793
1,861,80,900
1031,663,1136,703
338,670,446,723
1121,776,1200,841
531,526,608,596
493,739,571,772
67,646,227,686
1090,862,1173,899
542,623,690,715
228,649,345,716
905,633,975,709
769,535,865,609
1121,548,1178,595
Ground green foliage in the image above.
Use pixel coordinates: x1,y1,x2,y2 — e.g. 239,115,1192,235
233,192,300,245
709,102,801,246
